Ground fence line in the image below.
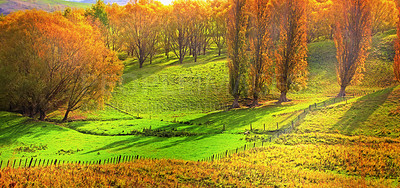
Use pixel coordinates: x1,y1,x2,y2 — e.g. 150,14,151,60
0,154,158,169
199,95,359,162
1,92,373,168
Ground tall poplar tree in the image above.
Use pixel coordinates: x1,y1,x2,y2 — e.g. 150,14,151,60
227,0,248,108
248,0,273,106
334,0,371,97
275,0,308,103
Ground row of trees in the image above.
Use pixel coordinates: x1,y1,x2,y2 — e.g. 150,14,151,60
88,0,396,69
88,0,229,68
227,0,383,107
80,0,396,108
0,10,123,121
227,0,308,107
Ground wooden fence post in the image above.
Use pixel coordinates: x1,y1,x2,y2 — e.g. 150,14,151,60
28,158,33,168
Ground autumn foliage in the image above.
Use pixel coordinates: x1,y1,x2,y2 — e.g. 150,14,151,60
274,0,308,103
0,10,123,121
334,0,372,97
248,0,273,106
227,0,248,108
395,1,400,82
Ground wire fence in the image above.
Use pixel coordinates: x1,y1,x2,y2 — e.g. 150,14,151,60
199,95,359,162
0,155,156,169
0,91,375,168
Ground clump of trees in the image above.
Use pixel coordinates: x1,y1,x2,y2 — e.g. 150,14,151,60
0,10,123,121
227,0,308,108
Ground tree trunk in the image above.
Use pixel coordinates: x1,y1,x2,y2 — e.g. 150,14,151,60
232,96,240,108
278,91,290,103
252,94,259,107
179,56,184,64
218,48,221,56
39,110,46,121
337,85,346,97
62,110,70,122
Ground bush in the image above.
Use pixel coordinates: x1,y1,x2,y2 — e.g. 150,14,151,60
117,52,129,61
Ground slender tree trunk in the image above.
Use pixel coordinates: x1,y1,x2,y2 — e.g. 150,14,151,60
278,91,289,103
62,110,70,122
232,96,240,108
218,48,221,56
39,110,46,121
252,93,259,107
338,85,346,97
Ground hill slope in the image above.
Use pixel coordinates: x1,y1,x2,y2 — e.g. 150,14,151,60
0,0,90,15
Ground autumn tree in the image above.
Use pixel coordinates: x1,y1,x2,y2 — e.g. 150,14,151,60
85,0,112,48
334,0,371,97
274,0,308,103
62,9,123,121
106,3,124,51
395,0,400,82
118,1,161,68
307,0,334,42
169,0,192,64
209,0,229,56
0,10,123,120
371,0,397,35
248,0,273,106
227,0,248,108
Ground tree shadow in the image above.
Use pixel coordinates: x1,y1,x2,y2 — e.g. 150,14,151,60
333,87,394,135
83,133,216,154
0,113,68,146
189,102,297,131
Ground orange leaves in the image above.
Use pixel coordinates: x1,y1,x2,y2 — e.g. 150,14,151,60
247,0,273,105
333,0,372,96
226,0,249,108
274,0,308,102
0,10,123,120
395,1,400,82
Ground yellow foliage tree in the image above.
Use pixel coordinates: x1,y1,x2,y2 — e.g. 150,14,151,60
248,0,273,106
334,0,372,97
227,0,249,108
0,10,123,121
274,0,308,103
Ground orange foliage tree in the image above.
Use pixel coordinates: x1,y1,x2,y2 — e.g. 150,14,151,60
227,0,248,108
168,0,193,64
334,0,371,97
274,0,308,103
117,1,161,68
307,0,334,42
209,0,229,56
0,10,123,120
395,0,400,82
371,0,397,35
248,0,273,106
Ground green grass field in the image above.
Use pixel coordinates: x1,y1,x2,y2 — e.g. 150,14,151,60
0,31,399,186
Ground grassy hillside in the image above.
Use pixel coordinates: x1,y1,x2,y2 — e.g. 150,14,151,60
0,0,90,15
0,30,399,186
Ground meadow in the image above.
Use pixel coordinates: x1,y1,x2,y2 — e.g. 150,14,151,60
0,28,399,186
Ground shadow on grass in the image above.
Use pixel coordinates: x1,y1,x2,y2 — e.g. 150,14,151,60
83,133,216,154
190,103,297,131
334,87,394,135
0,113,67,146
